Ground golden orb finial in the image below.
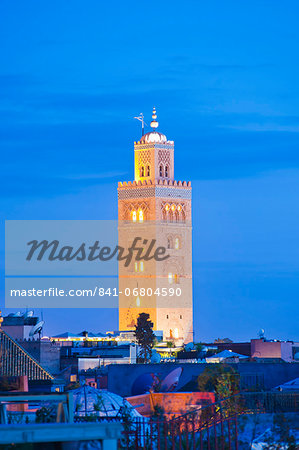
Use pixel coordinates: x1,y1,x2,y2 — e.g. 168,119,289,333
150,107,158,129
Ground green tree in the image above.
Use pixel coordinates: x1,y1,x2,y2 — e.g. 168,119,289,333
134,313,155,363
35,405,56,423
198,364,240,399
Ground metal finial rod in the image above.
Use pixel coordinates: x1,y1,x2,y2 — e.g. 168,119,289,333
150,107,158,129
134,113,146,136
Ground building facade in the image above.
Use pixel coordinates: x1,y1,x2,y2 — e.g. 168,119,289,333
118,109,193,344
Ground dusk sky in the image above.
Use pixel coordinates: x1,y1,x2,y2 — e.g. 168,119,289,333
1,1,299,342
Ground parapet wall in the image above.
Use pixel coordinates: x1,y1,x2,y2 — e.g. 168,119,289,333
118,179,191,188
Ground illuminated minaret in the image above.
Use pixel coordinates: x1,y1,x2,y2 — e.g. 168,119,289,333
118,108,193,344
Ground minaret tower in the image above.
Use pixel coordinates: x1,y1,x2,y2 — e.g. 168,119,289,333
118,108,193,344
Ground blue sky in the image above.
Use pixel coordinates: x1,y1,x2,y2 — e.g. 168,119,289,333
1,1,299,342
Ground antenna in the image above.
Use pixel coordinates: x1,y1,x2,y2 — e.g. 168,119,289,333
134,113,146,137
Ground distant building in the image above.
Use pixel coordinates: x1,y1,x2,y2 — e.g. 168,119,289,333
0,312,65,392
251,339,299,362
0,326,54,382
204,341,251,357
118,108,193,344
20,339,61,375
60,342,137,375
1,312,38,340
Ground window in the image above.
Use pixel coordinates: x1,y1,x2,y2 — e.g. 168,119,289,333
136,296,140,307
174,328,179,339
167,237,172,249
135,262,144,272
141,166,145,177
168,272,173,284
138,210,144,222
159,165,163,177
147,165,150,177
180,315,182,319
166,315,169,319
174,237,180,250
165,165,169,178
132,211,137,222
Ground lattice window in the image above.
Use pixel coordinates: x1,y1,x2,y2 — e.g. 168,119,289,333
138,151,151,177
139,150,151,166
161,202,186,223
158,150,171,166
123,201,149,221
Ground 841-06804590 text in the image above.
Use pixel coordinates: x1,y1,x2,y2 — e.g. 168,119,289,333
9,286,182,297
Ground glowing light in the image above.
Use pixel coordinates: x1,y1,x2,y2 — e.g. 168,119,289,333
132,211,137,222
177,205,181,212
171,204,176,212
138,210,144,222
174,328,179,339
168,272,173,284
175,237,180,249
165,204,170,211
139,261,144,272
136,296,140,307
134,262,138,272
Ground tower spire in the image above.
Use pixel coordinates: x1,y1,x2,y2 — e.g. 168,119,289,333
150,107,159,129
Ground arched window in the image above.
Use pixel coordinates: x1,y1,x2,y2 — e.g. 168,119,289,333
147,165,150,177
138,210,144,222
167,236,173,249
140,166,145,177
159,165,163,177
174,237,180,250
132,211,137,222
165,165,169,178
168,272,173,284
139,261,144,272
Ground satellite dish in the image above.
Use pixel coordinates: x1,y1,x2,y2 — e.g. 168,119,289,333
258,329,265,339
160,367,182,392
185,342,195,351
23,310,34,319
150,351,161,364
29,320,45,337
